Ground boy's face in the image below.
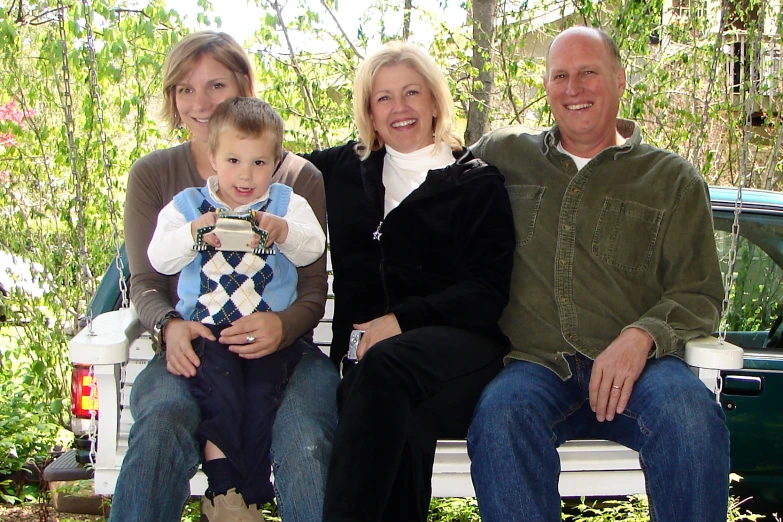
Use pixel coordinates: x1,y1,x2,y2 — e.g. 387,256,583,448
209,127,279,209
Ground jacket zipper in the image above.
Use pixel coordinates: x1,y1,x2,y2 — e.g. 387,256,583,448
372,220,391,312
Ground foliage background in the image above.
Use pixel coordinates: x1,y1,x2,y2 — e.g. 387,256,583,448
0,0,780,495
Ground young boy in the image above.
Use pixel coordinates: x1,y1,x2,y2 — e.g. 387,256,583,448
148,97,325,522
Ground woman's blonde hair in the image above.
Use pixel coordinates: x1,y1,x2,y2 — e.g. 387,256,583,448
353,41,462,160
161,31,255,131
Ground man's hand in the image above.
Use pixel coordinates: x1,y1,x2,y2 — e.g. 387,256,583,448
220,312,284,359
164,319,215,377
588,328,654,422
256,212,289,247
353,314,402,360
190,211,219,247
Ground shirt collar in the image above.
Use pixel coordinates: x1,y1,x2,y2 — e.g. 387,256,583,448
543,118,641,158
206,175,271,211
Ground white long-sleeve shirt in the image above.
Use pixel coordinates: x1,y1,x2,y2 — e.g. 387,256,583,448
148,176,325,275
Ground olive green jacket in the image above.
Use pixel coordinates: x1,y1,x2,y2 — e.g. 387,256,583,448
471,120,724,379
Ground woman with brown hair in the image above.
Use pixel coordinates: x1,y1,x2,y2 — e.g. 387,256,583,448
113,31,338,522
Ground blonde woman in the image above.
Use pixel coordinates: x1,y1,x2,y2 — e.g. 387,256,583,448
302,42,515,522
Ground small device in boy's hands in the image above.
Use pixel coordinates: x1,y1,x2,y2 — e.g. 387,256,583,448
193,209,275,255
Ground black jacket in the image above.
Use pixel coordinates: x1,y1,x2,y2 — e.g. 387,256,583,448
303,143,515,364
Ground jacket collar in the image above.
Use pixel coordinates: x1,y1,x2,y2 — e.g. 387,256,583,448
360,146,500,215
542,118,641,159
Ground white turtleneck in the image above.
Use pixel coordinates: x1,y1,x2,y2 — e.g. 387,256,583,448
383,142,455,216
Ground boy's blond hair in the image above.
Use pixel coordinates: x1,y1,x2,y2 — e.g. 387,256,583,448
208,97,284,161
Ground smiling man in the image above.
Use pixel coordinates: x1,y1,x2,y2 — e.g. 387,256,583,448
467,27,730,521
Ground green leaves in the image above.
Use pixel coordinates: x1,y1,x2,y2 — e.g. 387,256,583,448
0,0,781,483
0,0,192,472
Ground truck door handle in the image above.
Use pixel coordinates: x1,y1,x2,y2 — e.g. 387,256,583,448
723,375,763,396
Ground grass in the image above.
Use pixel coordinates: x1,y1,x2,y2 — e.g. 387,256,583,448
0,494,777,521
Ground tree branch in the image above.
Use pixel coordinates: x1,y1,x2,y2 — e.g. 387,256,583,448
320,0,363,60
402,0,413,41
271,0,327,149
498,0,522,125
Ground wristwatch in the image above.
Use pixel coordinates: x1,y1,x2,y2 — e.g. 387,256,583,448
153,311,183,351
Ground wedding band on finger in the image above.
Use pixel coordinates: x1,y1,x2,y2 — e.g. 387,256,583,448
245,334,256,344
611,385,621,390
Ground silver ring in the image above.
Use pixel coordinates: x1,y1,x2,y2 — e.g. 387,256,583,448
611,385,621,390
245,334,256,344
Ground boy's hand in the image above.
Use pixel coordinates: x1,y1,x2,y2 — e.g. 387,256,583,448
190,211,219,248
256,212,289,246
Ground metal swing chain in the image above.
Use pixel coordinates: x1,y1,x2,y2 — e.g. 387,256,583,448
56,0,120,466
718,29,760,346
81,0,129,310
718,184,744,344
55,0,94,335
55,1,99,465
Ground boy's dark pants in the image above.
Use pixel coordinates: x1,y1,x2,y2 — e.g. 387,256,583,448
189,324,303,505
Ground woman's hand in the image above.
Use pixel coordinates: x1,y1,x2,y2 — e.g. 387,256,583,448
164,319,215,377
354,314,402,360
220,312,284,359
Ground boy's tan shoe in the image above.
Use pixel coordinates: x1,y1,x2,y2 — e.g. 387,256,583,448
200,488,264,522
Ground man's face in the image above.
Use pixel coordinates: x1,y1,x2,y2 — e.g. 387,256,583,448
543,29,626,153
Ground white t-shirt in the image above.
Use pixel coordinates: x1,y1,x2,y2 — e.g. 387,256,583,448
556,142,592,171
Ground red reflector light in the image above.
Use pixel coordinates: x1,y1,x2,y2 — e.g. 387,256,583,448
71,365,99,419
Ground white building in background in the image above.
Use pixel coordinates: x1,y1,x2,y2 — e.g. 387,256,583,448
662,0,782,114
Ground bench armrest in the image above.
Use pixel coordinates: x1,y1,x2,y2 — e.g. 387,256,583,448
684,336,744,370
70,307,144,365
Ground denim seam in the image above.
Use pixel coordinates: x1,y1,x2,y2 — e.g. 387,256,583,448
622,409,657,521
620,408,651,436
548,399,588,445
270,461,286,521
637,453,659,522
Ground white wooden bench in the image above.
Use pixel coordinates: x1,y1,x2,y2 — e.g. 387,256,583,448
66,296,744,498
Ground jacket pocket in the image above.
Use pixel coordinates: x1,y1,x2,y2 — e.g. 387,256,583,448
592,197,663,272
506,185,545,247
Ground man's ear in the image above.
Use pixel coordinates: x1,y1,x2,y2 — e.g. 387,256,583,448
542,73,549,90
617,67,627,94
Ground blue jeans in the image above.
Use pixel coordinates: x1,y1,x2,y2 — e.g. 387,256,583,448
467,353,730,522
109,339,339,522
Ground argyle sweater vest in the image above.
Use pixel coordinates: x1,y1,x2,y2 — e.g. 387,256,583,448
172,183,298,325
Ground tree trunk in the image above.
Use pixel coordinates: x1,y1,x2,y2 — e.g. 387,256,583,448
465,0,497,146
403,0,413,40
